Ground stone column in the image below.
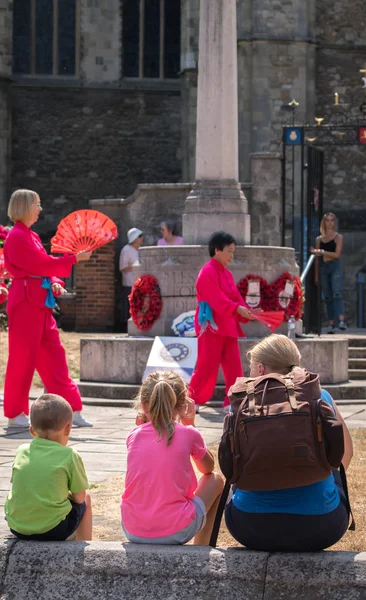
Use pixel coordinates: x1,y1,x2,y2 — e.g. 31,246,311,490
182,0,251,245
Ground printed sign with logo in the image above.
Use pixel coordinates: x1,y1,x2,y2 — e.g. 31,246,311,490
143,336,198,383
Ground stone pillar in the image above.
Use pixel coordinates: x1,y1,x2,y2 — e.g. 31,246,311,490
0,1,12,223
182,0,250,245
251,153,282,246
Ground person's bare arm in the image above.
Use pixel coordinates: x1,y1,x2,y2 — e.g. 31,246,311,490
193,448,215,475
69,490,86,504
311,234,343,261
333,401,353,470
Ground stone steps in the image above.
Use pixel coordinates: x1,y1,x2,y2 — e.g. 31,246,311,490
76,380,366,404
349,358,366,369
348,347,366,358
348,369,366,380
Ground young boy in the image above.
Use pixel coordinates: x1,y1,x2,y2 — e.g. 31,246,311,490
5,394,92,541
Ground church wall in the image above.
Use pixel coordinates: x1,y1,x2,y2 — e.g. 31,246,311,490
11,84,181,239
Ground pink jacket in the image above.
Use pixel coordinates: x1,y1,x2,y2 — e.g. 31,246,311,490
4,222,76,314
195,258,248,338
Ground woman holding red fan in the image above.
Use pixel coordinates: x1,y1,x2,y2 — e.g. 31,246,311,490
189,231,255,413
3,189,92,428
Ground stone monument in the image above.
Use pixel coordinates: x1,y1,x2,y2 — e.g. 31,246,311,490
182,0,250,245
80,0,348,390
127,0,297,338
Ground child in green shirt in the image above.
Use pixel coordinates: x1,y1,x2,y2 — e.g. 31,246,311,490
5,394,92,541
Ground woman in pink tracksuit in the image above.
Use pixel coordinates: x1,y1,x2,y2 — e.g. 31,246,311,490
189,231,254,412
3,189,92,428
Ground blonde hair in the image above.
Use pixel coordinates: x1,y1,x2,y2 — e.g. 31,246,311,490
247,334,301,375
136,371,188,445
8,189,40,223
30,394,72,432
320,212,337,237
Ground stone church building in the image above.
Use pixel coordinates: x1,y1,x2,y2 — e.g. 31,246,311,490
0,0,365,323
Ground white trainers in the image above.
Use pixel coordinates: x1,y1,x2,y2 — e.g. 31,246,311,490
7,413,30,428
72,412,93,428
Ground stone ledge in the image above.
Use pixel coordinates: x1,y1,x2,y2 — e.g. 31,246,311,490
0,541,364,600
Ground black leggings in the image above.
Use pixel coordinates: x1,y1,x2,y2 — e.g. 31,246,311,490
225,471,350,552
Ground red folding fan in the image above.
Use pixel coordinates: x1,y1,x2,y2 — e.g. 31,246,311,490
51,210,118,254
251,310,285,332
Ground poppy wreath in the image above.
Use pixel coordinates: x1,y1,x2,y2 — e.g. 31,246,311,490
237,274,271,310
267,272,304,321
129,274,163,331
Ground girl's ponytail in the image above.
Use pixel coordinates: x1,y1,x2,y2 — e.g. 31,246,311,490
149,380,177,445
136,371,188,445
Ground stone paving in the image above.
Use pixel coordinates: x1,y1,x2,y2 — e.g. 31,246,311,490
0,402,364,538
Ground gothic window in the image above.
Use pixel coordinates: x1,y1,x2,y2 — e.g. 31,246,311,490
123,0,181,79
13,0,79,76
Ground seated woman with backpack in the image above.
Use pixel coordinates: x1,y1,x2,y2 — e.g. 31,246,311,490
224,334,353,552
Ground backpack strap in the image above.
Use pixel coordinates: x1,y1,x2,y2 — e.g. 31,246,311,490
209,480,231,548
247,381,256,416
284,376,299,410
339,463,356,531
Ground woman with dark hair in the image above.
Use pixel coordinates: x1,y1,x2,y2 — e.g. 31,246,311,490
188,231,254,413
157,221,183,246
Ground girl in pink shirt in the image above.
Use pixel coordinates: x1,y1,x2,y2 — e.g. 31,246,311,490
121,371,224,544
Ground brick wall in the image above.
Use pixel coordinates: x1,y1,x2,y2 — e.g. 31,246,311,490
75,243,116,331
57,293,76,331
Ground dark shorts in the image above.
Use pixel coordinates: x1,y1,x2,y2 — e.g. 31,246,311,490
225,470,350,552
10,501,86,542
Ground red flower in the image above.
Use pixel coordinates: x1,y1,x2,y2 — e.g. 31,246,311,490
129,274,163,331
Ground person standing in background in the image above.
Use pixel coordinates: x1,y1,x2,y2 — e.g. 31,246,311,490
311,212,347,334
119,228,143,332
157,221,183,246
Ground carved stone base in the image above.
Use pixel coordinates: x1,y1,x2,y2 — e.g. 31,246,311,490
182,179,251,245
128,245,298,337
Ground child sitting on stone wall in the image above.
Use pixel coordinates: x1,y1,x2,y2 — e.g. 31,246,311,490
5,394,92,541
121,370,224,545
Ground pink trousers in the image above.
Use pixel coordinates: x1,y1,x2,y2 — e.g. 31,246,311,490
189,329,243,407
4,301,82,418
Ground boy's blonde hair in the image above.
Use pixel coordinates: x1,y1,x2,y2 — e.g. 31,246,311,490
30,394,72,432
247,334,301,375
319,212,337,237
8,189,40,224
136,371,187,445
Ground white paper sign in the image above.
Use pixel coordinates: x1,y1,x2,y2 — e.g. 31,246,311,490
143,336,198,383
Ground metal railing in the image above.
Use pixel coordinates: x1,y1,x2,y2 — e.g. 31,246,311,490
357,268,366,328
300,254,322,336
300,254,315,285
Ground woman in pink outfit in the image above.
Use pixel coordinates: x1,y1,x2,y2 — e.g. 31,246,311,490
3,189,92,428
189,231,254,412
157,221,183,246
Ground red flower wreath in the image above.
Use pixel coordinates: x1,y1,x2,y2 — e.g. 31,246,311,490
129,274,163,331
237,274,270,309
267,272,304,321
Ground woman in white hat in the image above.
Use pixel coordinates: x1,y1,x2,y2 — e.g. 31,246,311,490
119,228,143,331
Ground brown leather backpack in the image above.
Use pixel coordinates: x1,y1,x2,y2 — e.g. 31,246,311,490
218,367,345,491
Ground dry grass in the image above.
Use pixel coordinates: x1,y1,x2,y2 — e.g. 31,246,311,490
0,330,107,390
92,431,366,550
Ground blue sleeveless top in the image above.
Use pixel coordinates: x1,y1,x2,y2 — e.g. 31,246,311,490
232,390,340,515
